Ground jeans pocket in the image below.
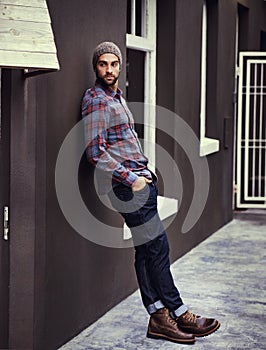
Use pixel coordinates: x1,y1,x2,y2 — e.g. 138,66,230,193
133,183,151,205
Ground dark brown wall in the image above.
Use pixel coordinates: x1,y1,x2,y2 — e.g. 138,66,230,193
156,0,176,192
157,0,266,264
8,70,37,350
38,0,264,348
248,0,266,49
157,0,209,259
34,1,135,349
0,70,11,349
5,1,266,349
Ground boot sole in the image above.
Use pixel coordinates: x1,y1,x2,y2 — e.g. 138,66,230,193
194,321,221,337
147,331,195,344
180,321,221,338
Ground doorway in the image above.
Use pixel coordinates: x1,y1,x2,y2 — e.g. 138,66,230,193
236,52,266,209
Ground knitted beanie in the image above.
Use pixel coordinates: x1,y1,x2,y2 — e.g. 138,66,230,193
92,41,122,70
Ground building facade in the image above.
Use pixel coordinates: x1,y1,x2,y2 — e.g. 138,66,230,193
0,0,265,349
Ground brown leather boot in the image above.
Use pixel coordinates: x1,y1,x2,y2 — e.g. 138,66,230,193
176,310,220,337
147,308,195,344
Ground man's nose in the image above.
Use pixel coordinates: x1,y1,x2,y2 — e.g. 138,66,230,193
106,64,113,73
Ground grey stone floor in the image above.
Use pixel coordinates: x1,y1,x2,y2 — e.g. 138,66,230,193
59,211,266,350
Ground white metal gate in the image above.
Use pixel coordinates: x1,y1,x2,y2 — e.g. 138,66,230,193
236,52,266,208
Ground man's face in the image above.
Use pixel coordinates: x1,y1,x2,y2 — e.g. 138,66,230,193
96,53,120,88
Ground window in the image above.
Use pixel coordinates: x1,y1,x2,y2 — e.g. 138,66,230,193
126,0,156,171
124,0,178,239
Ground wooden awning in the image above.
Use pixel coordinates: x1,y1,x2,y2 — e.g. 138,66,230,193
0,0,60,71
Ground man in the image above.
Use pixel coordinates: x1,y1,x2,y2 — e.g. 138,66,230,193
82,41,220,345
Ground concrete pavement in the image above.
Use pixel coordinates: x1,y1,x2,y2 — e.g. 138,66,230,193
59,210,266,350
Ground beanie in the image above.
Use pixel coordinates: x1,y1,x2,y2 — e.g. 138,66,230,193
92,41,122,70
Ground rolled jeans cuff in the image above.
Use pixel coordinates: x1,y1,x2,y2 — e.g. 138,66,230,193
147,300,165,314
173,304,188,317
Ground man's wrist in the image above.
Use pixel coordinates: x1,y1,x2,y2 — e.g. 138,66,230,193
125,171,138,187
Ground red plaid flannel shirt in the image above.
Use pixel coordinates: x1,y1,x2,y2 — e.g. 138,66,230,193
82,81,152,193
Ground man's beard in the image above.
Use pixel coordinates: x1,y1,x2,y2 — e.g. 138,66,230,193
96,72,119,88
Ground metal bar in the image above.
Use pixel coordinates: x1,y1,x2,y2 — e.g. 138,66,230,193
244,59,266,63
264,66,266,201
236,53,244,208
241,139,266,142
241,146,266,149
244,60,251,201
258,63,264,197
243,196,265,201
252,63,257,197
242,85,266,87
241,93,266,95
236,203,265,208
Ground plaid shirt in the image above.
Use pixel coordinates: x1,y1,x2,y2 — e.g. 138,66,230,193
82,81,152,193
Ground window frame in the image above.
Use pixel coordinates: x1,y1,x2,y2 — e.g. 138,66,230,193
126,0,156,172
199,0,220,157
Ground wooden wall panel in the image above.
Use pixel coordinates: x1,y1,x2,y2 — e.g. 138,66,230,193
0,0,59,69
0,3,49,22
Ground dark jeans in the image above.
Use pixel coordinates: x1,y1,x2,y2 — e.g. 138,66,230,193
108,180,184,313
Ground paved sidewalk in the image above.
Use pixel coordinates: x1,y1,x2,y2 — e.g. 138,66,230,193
59,211,266,350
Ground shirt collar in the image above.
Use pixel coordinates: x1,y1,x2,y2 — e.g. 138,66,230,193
95,79,123,99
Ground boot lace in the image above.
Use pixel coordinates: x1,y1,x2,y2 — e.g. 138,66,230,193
165,309,178,326
182,311,199,324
